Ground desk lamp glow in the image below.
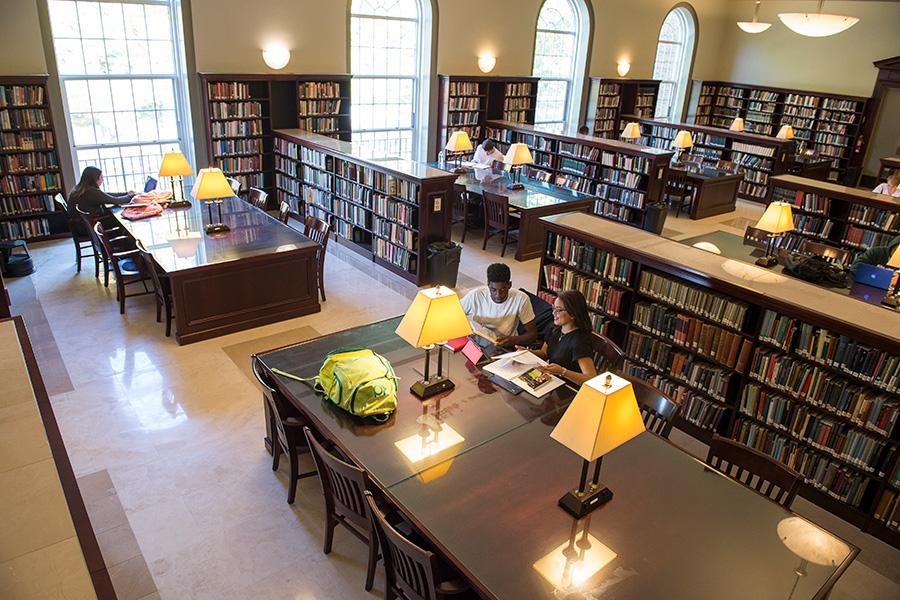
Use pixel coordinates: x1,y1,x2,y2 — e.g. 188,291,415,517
158,151,193,209
445,130,473,174
776,124,795,140
777,517,850,600
550,373,645,518
191,168,234,235
729,117,745,132
620,122,641,143
504,143,533,191
754,201,794,267
671,130,693,164
883,245,900,307
395,286,472,399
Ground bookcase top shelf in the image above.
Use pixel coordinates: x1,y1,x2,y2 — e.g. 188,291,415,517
540,212,900,352
770,174,900,211
621,114,797,149
695,79,870,103
486,119,673,158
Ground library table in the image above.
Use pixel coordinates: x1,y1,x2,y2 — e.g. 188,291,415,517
670,163,742,219
113,197,320,344
880,155,900,180
431,163,595,261
255,319,858,600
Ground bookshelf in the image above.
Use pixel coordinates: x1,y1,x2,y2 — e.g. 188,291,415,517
0,75,67,243
435,75,539,158
273,128,457,285
199,73,351,207
687,80,869,182
767,174,900,263
586,78,661,138
539,211,900,548
484,120,671,229
620,115,795,204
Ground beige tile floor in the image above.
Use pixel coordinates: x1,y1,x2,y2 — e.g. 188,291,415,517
5,202,900,599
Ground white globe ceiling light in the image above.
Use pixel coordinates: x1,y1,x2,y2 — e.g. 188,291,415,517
778,0,859,37
262,44,291,70
737,1,772,34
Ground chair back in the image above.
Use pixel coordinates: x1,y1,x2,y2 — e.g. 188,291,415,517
667,168,689,189
622,375,680,439
304,427,370,532
251,357,296,455
93,220,136,278
226,177,241,196
743,225,768,249
452,183,468,222
365,491,440,600
706,434,801,508
135,240,166,300
482,190,509,230
590,332,625,372
54,193,67,211
303,214,331,249
278,201,291,224
249,187,268,209
799,239,850,266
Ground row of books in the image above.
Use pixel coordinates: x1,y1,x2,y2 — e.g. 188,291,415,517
448,112,479,126
373,172,419,203
374,237,415,272
1,131,54,151
216,156,261,173
504,110,529,122
209,101,261,119
276,173,300,196
336,158,373,185
275,155,298,178
374,194,416,227
373,216,416,249
793,324,899,392
228,172,264,191
541,264,625,318
210,119,263,138
207,82,250,100
298,99,342,115
624,361,727,431
0,216,50,241
0,172,61,195
335,178,373,207
739,181,768,199
819,109,858,125
0,193,55,216
2,152,58,172
873,489,900,532
773,188,829,214
847,205,900,233
638,270,748,330
595,96,621,108
298,81,343,99
843,224,897,250
298,117,340,132
448,97,480,110
793,214,833,239
333,199,370,229
594,200,634,223
301,164,331,189
212,137,261,157
503,98,532,111
0,85,44,107
448,81,481,96
505,83,533,96
0,109,49,129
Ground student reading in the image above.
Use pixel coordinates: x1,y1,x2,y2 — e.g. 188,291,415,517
69,166,135,217
529,290,597,386
873,171,900,198
473,139,504,165
460,263,537,347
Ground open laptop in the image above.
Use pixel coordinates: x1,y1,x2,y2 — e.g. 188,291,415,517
853,263,894,290
143,176,158,193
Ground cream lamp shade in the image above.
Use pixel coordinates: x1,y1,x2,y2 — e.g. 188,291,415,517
158,151,193,177
778,0,859,38
776,125,795,140
737,1,772,33
550,373,645,462
504,143,533,166
191,168,235,200
671,130,694,149
755,201,794,234
262,44,290,69
620,122,641,140
445,131,473,153
616,61,630,77
477,53,496,73
395,286,473,348
887,245,900,269
777,517,850,566
729,117,745,132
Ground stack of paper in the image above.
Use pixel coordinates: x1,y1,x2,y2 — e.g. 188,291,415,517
482,350,565,397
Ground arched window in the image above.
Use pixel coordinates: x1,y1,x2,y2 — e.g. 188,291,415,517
652,6,697,122
350,0,431,160
532,0,590,131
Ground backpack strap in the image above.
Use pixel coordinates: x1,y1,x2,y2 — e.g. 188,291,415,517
270,367,317,389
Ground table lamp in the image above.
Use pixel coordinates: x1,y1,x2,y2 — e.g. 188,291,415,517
777,124,795,140
730,117,745,132
158,151,193,209
883,245,900,306
504,142,533,191
550,373,645,518
395,286,473,399
445,130,473,174
671,130,694,164
620,122,641,143
754,201,794,267
191,167,234,235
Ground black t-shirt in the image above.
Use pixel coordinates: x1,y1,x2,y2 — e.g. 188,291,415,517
546,327,593,372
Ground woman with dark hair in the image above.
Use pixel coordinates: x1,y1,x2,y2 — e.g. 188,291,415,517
531,290,597,386
68,166,135,218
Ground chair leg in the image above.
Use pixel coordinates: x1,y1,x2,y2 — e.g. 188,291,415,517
318,255,326,302
75,242,82,273
323,511,336,554
287,448,299,504
364,529,378,591
272,440,281,471
164,300,172,337
482,227,489,251
155,297,162,323
118,281,126,314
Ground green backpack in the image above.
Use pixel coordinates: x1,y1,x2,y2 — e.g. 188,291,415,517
312,348,398,421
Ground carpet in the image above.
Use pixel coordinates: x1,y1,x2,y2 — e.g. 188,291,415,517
222,325,320,383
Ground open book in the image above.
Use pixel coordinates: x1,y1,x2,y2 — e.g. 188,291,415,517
481,350,565,397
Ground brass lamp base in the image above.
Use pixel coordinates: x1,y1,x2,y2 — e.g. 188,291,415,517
204,223,231,235
168,200,192,209
755,254,778,268
506,182,525,191
558,484,613,518
410,376,455,400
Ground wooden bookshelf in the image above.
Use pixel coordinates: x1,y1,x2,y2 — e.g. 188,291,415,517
273,128,457,285
484,119,671,229
199,73,351,207
435,75,539,157
767,174,900,263
687,80,869,182
620,115,796,204
539,211,900,548
586,78,661,138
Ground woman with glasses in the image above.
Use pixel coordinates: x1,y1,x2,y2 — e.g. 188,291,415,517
530,290,597,385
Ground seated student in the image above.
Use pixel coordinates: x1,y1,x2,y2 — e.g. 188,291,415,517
873,171,900,198
69,166,135,218
472,139,504,166
461,262,537,347
577,125,590,135
529,290,597,386
850,234,900,275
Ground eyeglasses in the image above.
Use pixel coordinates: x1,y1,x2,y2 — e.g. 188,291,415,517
552,306,567,314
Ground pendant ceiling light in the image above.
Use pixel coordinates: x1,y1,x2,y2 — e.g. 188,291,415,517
778,0,859,37
737,1,772,34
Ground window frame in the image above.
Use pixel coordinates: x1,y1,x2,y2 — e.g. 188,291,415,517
651,5,697,123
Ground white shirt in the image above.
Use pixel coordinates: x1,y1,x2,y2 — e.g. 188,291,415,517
460,286,535,338
873,183,900,198
473,144,504,166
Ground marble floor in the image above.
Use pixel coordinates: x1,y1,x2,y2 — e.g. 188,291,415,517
5,203,900,600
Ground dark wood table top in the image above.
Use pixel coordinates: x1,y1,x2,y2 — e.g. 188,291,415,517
256,318,858,600
112,196,318,273
670,163,742,183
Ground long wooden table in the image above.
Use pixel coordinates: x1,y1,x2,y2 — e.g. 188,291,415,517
255,318,858,600
114,196,321,344
670,163,742,219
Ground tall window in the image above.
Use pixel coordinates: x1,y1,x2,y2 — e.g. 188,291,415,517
532,0,589,131
47,0,193,192
350,0,426,160
652,7,696,122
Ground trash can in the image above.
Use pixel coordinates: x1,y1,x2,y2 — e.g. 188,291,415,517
642,203,668,235
427,241,462,288
0,240,35,277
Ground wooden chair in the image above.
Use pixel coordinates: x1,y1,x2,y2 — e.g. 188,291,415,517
226,177,241,196
452,183,473,243
590,331,625,372
743,225,769,249
799,239,851,266
364,491,469,600
135,240,174,337
93,221,152,314
621,375,680,439
481,190,519,258
665,168,694,217
248,187,268,210
55,194,96,273
303,213,330,302
706,434,801,508
251,358,316,504
278,200,291,225
304,427,380,591
76,206,125,284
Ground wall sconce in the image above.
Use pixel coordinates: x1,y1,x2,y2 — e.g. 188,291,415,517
477,53,496,73
616,60,631,77
262,44,290,70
